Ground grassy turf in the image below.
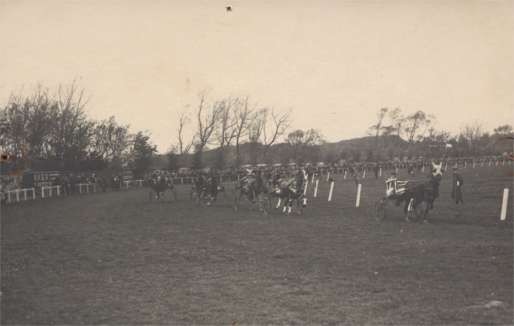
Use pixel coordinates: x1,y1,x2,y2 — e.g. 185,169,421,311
1,166,512,324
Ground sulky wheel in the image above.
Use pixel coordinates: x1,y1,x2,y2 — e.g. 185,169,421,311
414,200,429,222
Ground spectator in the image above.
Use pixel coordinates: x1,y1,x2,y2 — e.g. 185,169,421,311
451,167,464,204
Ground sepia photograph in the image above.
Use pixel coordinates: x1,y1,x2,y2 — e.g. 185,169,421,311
1,0,513,324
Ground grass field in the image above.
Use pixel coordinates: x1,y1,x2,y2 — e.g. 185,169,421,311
1,166,513,325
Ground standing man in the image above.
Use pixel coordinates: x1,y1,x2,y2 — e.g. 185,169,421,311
451,167,464,204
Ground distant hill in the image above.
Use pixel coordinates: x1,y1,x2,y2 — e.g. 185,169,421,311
152,135,411,169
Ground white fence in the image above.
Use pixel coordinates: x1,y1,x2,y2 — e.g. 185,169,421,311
5,188,36,203
41,185,61,198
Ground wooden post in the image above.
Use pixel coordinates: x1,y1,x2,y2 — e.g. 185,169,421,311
500,188,509,221
355,183,362,207
328,181,335,202
313,179,319,198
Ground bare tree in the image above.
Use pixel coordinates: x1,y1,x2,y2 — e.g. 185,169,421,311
49,81,93,165
368,107,389,149
247,109,266,165
92,116,131,164
232,97,253,167
493,124,513,136
388,108,405,138
214,98,238,169
192,92,222,168
176,111,194,155
461,122,484,155
403,110,432,144
286,129,324,163
260,108,291,163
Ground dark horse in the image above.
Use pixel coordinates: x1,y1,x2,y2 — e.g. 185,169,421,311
191,174,224,206
270,171,307,215
233,172,271,214
399,161,443,222
148,175,177,201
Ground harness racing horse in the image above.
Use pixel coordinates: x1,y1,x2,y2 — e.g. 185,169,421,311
375,161,443,223
399,161,443,222
191,175,224,206
148,175,177,201
233,173,271,215
271,172,308,215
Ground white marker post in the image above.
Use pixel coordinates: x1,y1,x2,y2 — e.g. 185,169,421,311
313,179,319,198
500,188,509,221
379,167,382,177
328,181,335,202
355,183,362,207
421,165,425,173
362,169,366,179
276,198,282,209
344,170,347,179
326,171,330,182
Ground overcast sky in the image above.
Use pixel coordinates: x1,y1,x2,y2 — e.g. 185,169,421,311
1,0,512,152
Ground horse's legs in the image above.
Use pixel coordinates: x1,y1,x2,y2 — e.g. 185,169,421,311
282,197,288,214
287,198,293,215
275,197,282,209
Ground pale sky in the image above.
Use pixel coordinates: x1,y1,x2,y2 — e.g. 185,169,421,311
1,0,513,152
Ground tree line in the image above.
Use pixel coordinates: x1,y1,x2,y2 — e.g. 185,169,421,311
0,83,156,176
1,83,512,175
363,107,512,161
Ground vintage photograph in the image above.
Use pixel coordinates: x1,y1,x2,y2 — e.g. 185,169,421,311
1,0,513,324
